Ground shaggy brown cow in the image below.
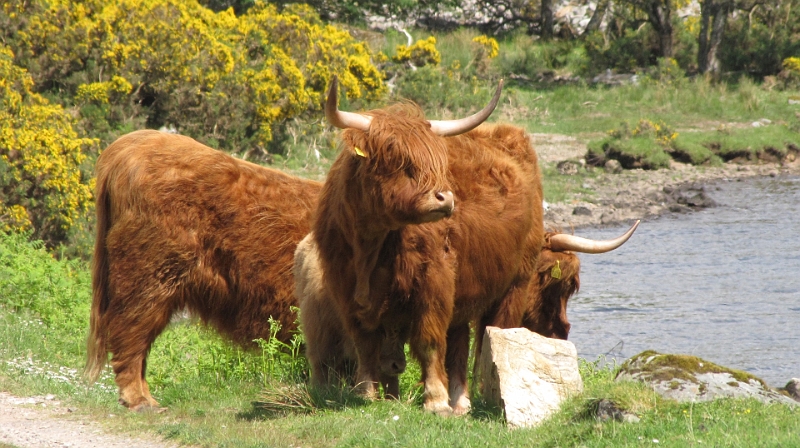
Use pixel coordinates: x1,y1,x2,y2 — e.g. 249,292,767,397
477,222,640,345
521,223,640,339
294,233,408,398
85,130,321,411
313,76,552,415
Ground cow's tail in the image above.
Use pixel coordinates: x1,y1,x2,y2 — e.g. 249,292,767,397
84,169,111,383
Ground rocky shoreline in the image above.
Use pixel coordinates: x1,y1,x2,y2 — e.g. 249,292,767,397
534,133,800,232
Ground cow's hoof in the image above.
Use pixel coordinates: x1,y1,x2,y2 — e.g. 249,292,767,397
353,382,378,400
129,402,167,413
452,403,471,416
450,395,471,416
424,400,453,416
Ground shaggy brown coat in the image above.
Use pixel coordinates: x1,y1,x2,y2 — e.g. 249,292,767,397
86,130,321,411
313,112,544,415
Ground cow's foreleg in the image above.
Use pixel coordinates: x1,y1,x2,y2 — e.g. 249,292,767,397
350,328,383,399
445,323,471,415
411,316,452,416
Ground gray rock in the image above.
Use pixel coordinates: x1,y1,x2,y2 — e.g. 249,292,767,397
479,327,583,429
780,378,800,402
604,159,622,174
591,398,640,423
616,351,798,406
573,206,592,216
557,159,582,175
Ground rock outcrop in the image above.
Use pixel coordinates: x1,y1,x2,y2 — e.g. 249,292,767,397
616,351,798,406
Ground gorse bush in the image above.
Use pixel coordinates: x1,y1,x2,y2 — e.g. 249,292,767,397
392,36,441,67
2,0,386,154
0,45,96,248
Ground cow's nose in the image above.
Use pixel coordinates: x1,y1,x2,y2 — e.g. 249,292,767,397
434,190,454,214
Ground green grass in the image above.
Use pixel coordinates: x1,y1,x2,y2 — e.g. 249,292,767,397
2,232,799,447
505,79,800,138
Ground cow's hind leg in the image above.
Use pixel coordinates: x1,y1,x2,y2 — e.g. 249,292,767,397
107,298,173,411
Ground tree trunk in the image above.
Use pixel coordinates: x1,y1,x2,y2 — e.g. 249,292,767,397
644,0,674,58
583,0,611,36
698,0,733,75
541,0,554,40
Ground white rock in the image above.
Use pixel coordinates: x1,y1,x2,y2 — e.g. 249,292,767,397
479,327,583,429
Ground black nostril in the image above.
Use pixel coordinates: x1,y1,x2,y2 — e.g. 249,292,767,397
435,192,446,202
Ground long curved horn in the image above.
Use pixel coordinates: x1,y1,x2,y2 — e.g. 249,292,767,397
325,75,372,131
428,79,503,137
549,220,640,254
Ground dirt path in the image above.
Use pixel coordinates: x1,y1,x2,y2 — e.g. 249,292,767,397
2,133,798,447
0,392,179,448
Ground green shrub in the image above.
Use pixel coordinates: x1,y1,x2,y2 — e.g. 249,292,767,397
394,66,496,118
587,119,675,170
0,232,90,347
719,16,800,78
584,28,658,75
495,33,589,81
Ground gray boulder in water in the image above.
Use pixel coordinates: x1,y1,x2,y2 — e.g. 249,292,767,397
616,351,798,406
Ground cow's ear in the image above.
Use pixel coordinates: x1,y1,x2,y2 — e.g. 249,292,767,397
351,145,368,159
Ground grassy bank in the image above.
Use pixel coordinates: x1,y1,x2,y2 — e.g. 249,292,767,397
2,232,798,447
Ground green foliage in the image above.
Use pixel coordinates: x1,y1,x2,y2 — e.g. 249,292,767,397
375,29,507,115
584,28,658,75
641,57,687,86
776,57,800,90
0,45,96,248
495,32,590,81
0,232,90,352
719,7,800,78
588,119,675,169
395,66,495,118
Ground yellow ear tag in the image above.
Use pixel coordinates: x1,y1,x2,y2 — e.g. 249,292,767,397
551,260,562,279
353,146,367,158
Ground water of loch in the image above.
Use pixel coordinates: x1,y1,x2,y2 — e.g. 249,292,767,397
568,175,800,387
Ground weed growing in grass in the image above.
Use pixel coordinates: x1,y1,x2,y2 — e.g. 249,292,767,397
254,314,307,385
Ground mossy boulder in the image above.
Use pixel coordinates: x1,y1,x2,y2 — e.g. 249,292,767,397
615,351,798,406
